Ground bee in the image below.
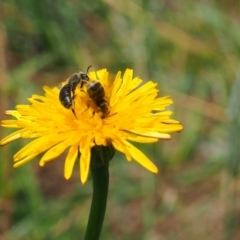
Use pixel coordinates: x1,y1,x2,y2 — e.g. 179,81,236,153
59,66,110,118
59,69,90,116
86,80,110,118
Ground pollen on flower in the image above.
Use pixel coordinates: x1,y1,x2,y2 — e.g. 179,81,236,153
0,68,183,184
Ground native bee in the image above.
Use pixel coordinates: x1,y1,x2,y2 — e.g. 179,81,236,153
59,69,90,116
86,80,110,117
59,66,110,118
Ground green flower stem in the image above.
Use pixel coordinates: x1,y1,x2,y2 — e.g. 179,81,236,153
84,160,109,240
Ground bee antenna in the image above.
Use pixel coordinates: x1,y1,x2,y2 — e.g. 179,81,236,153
86,65,92,73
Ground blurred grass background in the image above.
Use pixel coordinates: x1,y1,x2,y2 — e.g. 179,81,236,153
0,0,240,239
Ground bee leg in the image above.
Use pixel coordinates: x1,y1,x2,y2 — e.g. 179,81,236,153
71,105,78,118
71,108,77,118
71,91,78,119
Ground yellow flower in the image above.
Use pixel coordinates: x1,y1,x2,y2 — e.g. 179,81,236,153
0,69,183,184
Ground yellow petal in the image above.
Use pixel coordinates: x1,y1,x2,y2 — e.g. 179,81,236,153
123,140,158,173
14,134,65,161
5,110,21,117
30,94,46,102
126,135,158,143
0,129,24,145
39,141,69,166
112,140,132,161
14,153,39,167
152,96,173,110
154,123,184,133
110,71,123,106
118,69,133,97
162,119,181,124
80,144,91,184
1,120,19,128
124,130,171,139
64,145,78,179
129,77,142,91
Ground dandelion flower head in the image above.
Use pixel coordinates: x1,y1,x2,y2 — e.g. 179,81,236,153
0,68,183,184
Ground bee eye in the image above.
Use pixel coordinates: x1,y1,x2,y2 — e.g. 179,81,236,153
80,73,89,80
